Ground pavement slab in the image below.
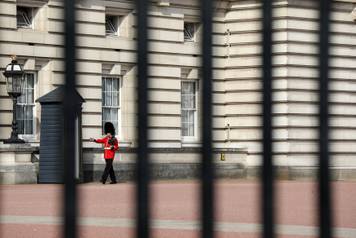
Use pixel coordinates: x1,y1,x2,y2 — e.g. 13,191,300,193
0,180,355,238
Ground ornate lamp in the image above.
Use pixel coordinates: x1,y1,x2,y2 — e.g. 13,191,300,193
3,56,25,143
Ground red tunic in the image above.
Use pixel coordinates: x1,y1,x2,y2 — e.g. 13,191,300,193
94,136,119,159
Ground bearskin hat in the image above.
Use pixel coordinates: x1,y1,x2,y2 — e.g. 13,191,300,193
104,122,116,136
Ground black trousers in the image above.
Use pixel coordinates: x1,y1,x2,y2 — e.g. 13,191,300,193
102,159,116,182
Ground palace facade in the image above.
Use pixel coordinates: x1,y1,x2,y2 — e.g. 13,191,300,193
0,0,355,183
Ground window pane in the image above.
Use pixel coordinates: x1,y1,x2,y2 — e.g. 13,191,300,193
111,109,118,122
17,120,24,135
27,89,34,103
16,106,23,120
112,92,118,106
102,77,106,92
103,108,110,121
182,110,188,123
188,111,194,124
106,78,112,92
181,82,190,93
26,74,34,88
181,95,189,108
182,82,195,94
102,92,106,106
188,123,194,136
186,95,195,109
18,94,26,104
112,79,118,91
25,106,33,121
25,119,33,135
112,121,118,134
182,123,188,136
105,92,112,106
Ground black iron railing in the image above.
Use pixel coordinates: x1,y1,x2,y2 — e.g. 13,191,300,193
318,1,332,238
63,1,78,238
0,1,332,238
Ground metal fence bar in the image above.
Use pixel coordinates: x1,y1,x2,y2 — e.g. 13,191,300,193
262,1,274,238
135,0,150,238
318,0,332,238
63,0,77,238
200,0,214,238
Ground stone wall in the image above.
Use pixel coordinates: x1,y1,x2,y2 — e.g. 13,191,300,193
0,0,355,183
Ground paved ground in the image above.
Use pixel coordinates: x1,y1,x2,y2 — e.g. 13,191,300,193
0,180,355,238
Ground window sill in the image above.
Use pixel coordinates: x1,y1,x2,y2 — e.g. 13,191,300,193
183,40,198,44
19,135,37,143
17,27,35,31
182,141,201,148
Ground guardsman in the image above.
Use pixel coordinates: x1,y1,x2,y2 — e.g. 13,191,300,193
90,122,118,184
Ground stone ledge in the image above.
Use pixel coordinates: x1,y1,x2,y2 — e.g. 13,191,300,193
248,166,356,181
0,143,39,152
84,164,356,183
0,163,38,184
83,162,247,182
83,146,248,153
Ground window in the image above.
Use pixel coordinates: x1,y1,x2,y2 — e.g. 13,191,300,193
105,15,119,36
102,77,120,134
184,22,196,42
181,81,197,139
17,73,35,135
17,7,33,29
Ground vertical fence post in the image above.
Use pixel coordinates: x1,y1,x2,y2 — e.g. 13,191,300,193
135,0,150,238
318,0,332,237
200,0,214,238
262,1,274,238
63,0,77,238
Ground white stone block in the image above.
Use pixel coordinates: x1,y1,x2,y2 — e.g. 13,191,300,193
82,114,102,127
330,104,356,116
148,16,183,30
82,101,102,113
226,8,262,21
225,104,262,115
149,115,180,127
148,128,180,140
148,29,183,42
0,152,15,165
0,2,16,15
229,33,262,44
149,78,180,90
225,68,261,79
289,142,318,153
149,103,180,114
0,16,16,29
288,7,318,19
149,90,180,102
77,9,104,23
331,141,356,153
226,91,262,103
289,116,318,127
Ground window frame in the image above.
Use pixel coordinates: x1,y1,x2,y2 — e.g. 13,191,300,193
105,15,120,36
184,22,197,42
181,80,199,143
17,6,34,29
102,76,122,138
17,72,36,140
